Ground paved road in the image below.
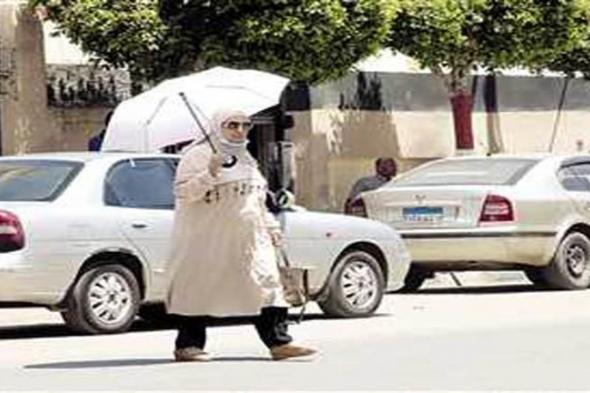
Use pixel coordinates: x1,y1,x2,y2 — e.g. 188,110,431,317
2,275,590,390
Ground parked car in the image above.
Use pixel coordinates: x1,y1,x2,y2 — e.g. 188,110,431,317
356,154,590,291
0,152,410,334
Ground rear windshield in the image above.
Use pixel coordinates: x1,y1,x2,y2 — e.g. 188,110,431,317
391,158,539,187
0,160,83,201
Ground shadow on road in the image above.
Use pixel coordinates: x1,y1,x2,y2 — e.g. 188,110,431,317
26,358,174,369
0,319,172,340
393,283,555,296
0,311,390,341
25,354,315,369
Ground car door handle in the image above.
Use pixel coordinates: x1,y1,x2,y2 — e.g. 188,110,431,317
131,223,148,229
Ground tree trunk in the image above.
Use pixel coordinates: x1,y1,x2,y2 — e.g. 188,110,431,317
449,89,474,151
483,74,504,155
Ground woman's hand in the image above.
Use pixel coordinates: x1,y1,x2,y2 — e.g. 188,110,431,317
269,229,283,247
208,153,225,177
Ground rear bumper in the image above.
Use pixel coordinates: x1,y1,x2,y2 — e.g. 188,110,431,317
401,230,557,267
0,252,61,305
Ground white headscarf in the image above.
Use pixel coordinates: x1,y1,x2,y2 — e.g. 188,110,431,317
204,109,259,184
209,109,250,158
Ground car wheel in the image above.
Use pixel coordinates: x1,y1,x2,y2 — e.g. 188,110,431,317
543,232,590,290
61,264,141,334
523,267,549,288
318,250,385,318
399,266,430,292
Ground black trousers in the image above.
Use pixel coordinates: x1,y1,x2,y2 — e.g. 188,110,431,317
174,307,293,350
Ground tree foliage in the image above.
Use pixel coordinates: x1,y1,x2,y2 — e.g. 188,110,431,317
548,38,590,79
386,0,590,150
160,0,395,84
32,0,194,84
387,0,590,92
32,0,395,85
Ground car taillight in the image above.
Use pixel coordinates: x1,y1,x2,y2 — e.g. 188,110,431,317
479,194,514,223
0,210,25,252
348,198,368,218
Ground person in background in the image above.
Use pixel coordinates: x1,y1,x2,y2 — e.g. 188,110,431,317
88,111,113,151
344,157,397,214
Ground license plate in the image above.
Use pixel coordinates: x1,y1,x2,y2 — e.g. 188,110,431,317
402,207,444,223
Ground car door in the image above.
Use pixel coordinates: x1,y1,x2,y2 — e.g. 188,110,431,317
558,162,590,220
103,158,175,298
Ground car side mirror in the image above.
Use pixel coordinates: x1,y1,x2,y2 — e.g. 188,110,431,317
276,189,296,210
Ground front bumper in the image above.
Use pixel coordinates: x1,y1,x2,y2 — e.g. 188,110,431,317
401,229,557,267
382,239,412,291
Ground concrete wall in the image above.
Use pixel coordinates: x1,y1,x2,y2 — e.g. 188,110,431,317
48,107,111,151
0,2,115,154
288,72,590,212
0,1,60,155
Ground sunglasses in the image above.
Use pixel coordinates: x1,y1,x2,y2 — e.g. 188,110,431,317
223,120,254,131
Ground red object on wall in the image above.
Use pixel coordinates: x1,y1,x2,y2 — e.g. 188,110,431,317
450,91,474,150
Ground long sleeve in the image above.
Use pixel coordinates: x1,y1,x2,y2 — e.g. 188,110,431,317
174,145,215,203
263,208,281,230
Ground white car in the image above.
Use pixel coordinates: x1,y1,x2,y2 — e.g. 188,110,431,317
357,155,590,291
0,152,410,334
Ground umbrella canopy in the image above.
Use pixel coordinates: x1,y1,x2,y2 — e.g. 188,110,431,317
101,67,290,152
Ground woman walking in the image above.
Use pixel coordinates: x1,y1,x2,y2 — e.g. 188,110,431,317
166,109,316,362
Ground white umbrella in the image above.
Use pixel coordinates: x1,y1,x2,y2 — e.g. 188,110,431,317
101,67,290,152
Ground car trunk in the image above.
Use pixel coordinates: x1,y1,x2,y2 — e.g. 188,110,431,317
364,186,493,230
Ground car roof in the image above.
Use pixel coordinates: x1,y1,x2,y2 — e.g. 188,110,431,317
0,151,180,163
432,153,590,163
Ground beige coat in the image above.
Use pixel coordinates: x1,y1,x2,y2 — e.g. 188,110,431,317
165,142,287,316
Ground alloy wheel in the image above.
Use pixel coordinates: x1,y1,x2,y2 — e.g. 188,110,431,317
87,272,133,325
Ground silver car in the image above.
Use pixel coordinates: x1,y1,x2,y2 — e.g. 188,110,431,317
0,152,410,334
358,155,590,291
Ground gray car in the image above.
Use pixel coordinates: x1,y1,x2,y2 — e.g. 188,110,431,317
358,154,590,291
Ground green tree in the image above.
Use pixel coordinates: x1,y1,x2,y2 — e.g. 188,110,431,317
387,0,590,151
32,0,194,88
33,0,395,86
159,0,394,84
548,39,590,79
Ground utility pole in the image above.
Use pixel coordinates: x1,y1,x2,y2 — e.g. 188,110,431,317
0,36,14,156
0,38,8,156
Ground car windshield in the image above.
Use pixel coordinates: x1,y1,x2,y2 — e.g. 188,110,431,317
0,160,83,201
390,158,539,187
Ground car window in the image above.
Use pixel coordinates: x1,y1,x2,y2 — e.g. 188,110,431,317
559,164,590,192
0,160,82,201
105,159,175,209
390,158,539,187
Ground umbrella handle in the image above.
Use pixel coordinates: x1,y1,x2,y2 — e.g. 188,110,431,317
178,92,218,154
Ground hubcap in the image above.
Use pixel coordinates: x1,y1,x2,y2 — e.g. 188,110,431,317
87,272,133,325
566,244,588,277
340,259,379,310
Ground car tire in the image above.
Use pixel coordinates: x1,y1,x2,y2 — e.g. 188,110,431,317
61,264,141,334
543,232,590,290
317,250,385,318
399,266,430,292
523,267,549,288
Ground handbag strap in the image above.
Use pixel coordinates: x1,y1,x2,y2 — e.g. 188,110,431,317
277,246,292,268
